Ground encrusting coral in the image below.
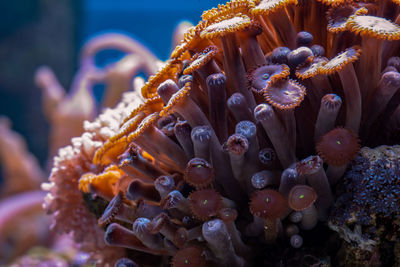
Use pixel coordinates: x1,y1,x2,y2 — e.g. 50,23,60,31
329,145,400,266
42,0,400,266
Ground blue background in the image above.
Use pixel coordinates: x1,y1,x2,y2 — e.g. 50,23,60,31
82,0,224,60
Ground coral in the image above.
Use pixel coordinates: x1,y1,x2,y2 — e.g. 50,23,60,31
42,90,142,264
3,27,191,265
35,33,160,159
329,145,400,265
0,117,43,196
0,191,51,264
42,0,400,266
9,247,74,267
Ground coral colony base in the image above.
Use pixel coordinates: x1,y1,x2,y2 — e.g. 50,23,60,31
42,0,400,266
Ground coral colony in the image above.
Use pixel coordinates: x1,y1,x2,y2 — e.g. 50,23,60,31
42,0,400,266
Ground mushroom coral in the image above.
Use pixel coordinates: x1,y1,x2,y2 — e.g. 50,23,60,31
43,0,400,265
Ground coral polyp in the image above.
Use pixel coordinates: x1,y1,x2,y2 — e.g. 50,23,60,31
43,0,400,265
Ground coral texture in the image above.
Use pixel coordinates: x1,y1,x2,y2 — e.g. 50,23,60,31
329,146,400,266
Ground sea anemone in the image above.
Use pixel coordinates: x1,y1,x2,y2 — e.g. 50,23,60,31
43,0,400,265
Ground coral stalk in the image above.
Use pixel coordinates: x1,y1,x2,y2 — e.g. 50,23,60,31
202,219,246,266
254,104,296,168
206,73,228,142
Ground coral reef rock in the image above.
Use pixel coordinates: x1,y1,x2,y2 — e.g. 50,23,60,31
329,145,400,266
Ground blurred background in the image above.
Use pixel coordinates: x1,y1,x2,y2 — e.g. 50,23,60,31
0,0,222,264
0,0,222,174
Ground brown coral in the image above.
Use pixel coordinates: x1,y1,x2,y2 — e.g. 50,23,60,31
316,127,360,166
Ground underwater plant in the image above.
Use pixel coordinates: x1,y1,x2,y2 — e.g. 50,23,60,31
42,0,400,266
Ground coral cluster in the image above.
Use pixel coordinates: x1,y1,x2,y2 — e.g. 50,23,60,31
0,29,170,265
329,145,400,266
43,0,400,266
